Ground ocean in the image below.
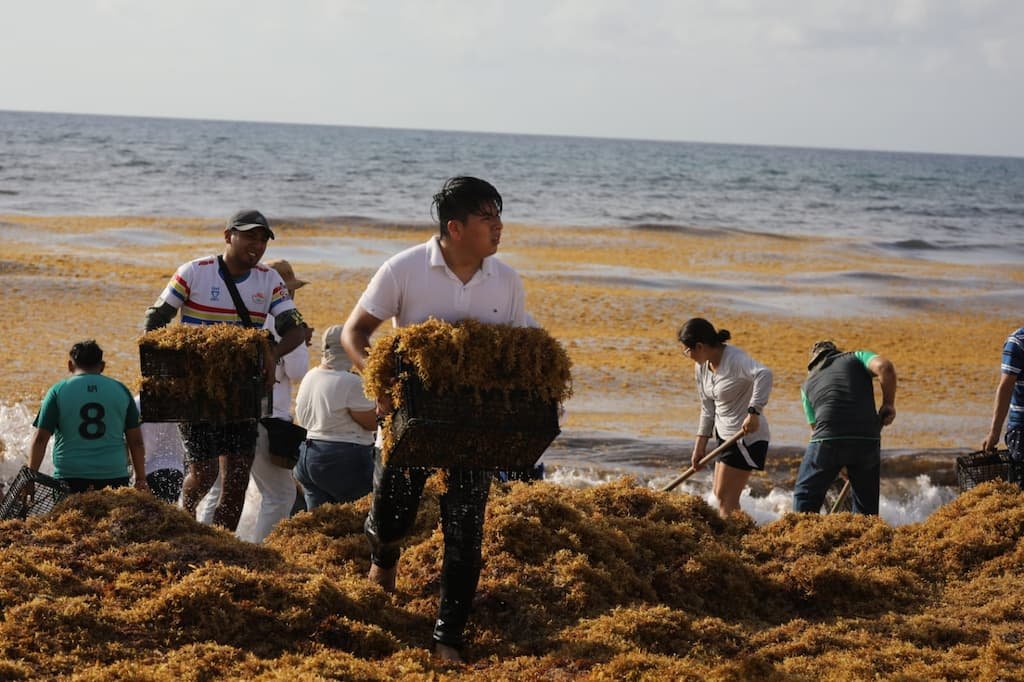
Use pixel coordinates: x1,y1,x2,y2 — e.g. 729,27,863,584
2,109,1022,526
2,109,1022,264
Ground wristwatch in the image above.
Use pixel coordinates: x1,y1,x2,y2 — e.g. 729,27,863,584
747,406,760,415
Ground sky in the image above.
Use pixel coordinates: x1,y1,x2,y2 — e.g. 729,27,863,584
1,0,1022,157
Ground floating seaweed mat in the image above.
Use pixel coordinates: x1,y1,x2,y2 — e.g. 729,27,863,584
2,482,1024,678
138,325,271,423
362,319,572,469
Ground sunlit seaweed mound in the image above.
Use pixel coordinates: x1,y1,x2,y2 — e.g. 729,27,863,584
1,480,1023,679
138,325,271,422
363,318,573,406
363,319,572,464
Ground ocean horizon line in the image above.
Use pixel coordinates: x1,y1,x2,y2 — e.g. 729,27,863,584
3,106,1021,162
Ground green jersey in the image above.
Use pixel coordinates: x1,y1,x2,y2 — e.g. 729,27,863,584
33,373,140,479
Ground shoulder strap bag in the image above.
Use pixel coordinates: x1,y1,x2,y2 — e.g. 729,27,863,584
218,255,275,416
216,255,254,328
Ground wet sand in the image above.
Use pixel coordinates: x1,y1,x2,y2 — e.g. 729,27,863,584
2,213,1021,453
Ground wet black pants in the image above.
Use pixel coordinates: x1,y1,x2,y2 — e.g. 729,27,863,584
364,452,491,648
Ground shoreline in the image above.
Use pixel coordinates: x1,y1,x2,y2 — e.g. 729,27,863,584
2,213,1020,453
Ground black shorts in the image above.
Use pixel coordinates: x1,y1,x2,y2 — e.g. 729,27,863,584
715,437,768,471
146,468,184,504
179,421,258,463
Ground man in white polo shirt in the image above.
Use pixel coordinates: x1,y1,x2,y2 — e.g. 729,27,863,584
341,176,526,663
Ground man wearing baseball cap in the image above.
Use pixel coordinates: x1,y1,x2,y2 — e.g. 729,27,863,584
793,340,897,515
143,209,308,531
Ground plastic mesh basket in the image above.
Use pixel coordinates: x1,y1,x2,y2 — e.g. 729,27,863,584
139,343,268,423
956,450,1019,492
386,357,560,470
0,467,71,520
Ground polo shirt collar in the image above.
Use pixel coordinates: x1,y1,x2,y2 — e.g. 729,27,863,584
427,236,495,278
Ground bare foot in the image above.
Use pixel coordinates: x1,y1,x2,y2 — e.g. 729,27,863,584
367,563,397,592
433,642,463,664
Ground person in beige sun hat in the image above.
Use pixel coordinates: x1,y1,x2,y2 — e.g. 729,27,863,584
265,259,309,294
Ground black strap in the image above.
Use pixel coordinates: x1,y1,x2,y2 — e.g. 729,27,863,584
217,256,254,327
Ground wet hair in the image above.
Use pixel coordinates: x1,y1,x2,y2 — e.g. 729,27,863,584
677,318,731,349
432,176,502,238
69,340,103,369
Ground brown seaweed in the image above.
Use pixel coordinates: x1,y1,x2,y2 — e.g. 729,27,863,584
138,325,271,421
0,479,1022,678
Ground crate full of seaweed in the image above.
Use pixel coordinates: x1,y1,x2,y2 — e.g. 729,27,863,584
139,325,271,423
365,319,572,470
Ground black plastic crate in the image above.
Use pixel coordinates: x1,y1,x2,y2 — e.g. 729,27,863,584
139,346,193,377
140,376,267,423
0,467,70,520
956,450,1019,492
386,358,560,470
139,342,269,423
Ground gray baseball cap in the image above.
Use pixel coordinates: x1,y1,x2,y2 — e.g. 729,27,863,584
321,324,347,370
227,209,275,239
808,340,839,370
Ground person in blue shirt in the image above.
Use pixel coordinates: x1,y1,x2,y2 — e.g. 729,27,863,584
29,340,148,493
982,327,1024,486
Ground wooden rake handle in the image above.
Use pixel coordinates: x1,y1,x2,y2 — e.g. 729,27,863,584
662,431,745,492
828,478,852,514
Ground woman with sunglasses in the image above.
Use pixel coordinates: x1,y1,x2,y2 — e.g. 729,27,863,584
678,317,773,517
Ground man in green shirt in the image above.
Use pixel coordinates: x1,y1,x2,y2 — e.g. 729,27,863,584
30,340,148,493
793,340,897,515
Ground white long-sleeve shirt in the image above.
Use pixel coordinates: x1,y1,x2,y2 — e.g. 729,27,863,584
695,344,772,443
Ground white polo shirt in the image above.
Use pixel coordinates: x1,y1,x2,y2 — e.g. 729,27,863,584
358,236,527,328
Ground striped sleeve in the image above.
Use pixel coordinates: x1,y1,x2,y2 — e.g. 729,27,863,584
267,272,296,315
161,262,193,309
1002,332,1024,376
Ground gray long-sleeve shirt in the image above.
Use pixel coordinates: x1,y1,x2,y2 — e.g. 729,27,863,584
695,344,773,443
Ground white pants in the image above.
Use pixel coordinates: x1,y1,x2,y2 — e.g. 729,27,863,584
195,424,296,543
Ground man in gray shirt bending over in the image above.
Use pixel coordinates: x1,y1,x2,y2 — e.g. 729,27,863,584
793,340,897,516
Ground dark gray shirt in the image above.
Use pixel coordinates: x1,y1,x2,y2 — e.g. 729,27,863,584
801,351,881,441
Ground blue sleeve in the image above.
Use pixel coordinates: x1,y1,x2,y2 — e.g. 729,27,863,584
1003,336,1024,376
